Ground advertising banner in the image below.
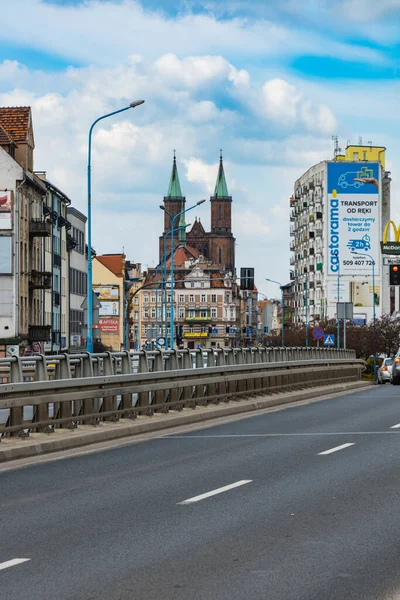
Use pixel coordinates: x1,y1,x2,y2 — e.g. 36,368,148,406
93,285,119,300
0,191,12,230
99,301,119,316
327,162,380,276
99,318,119,333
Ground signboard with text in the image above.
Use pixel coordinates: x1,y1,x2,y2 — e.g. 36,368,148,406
99,301,119,316
98,318,119,333
327,162,380,276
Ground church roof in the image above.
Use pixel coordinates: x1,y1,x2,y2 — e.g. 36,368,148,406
188,218,206,237
167,153,183,198
214,153,229,198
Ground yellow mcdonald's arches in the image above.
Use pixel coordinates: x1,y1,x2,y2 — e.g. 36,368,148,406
383,220,400,244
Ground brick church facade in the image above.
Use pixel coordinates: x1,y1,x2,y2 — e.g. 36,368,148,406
159,154,236,274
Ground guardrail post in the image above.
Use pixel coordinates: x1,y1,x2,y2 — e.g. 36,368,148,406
167,350,180,409
252,348,262,393
153,351,166,412
101,352,116,420
137,352,150,413
181,350,194,407
206,349,217,403
8,357,23,436
194,350,205,405
54,354,73,428
120,351,134,412
32,355,49,430
225,348,236,399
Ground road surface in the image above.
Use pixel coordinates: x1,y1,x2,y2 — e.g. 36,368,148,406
2,384,400,599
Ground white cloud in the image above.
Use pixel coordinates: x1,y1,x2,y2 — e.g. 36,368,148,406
183,157,218,194
235,209,270,236
261,78,337,135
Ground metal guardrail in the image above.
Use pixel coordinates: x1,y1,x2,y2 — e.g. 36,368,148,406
0,347,362,437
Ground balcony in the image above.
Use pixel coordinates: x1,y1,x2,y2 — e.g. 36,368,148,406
29,270,52,290
53,253,61,267
29,218,52,238
185,317,212,323
183,332,209,338
28,325,51,342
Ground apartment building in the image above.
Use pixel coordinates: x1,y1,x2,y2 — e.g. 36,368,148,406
92,254,125,351
67,206,87,349
290,142,391,325
0,107,50,356
141,250,239,349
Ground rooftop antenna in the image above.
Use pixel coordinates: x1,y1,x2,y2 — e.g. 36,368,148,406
332,135,341,158
367,140,372,147
358,136,363,146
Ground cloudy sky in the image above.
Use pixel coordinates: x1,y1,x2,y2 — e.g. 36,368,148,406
0,0,399,297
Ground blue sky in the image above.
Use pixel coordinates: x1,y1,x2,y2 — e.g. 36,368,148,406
0,0,399,296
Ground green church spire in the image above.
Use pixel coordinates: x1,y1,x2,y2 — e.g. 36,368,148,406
214,150,229,197
167,150,183,198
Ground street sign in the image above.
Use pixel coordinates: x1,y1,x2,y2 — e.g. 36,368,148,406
246,327,253,335
212,328,218,334
324,334,335,347
384,257,400,266
337,302,353,320
312,326,325,341
156,337,166,347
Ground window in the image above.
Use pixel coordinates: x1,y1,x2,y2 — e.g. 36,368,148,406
353,152,359,160
143,309,149,318
151,295,156,303
134,311,139,321
230,308,235,319
143,295,149,303
218,205,222,219
190,282,195,287
179,294,184,303
179,308,185,319
134,297,139,305
211,308,217,318
218,247,222,264
189,295,194,303
201,326,208,333
151,308,156,318
189,310,195,318
211,294,217,303
0,237,12,273
201,294,206,303
189,326,194,333
201,282,205,288
200,310,207,318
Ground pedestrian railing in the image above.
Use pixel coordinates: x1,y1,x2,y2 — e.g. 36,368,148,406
0,347,363,437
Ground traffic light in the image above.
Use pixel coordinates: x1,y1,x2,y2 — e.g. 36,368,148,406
390,265,400,285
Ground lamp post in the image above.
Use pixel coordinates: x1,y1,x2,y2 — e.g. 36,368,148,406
86,100,144,353
159,224,190,347
352,251,376,382
266,278,284,347
161,200,206,349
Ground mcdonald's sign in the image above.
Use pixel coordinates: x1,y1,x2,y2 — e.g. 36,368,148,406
381,221,400,255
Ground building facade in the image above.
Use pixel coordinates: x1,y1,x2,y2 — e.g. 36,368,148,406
92,254,125,351
0,107,51,356
290,143,390,326
67,206,87,349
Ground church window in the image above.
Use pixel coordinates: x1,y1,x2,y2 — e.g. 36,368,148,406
218,247,222,263
218,205,222,220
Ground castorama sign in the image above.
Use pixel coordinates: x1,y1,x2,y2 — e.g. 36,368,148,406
327,162,380,276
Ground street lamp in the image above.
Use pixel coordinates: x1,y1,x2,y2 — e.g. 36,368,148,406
266,278,284,347
352,251,376,382
161,199,206,349
86,99,145,353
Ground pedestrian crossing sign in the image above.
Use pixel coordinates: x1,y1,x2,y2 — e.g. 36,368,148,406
323,334,335,347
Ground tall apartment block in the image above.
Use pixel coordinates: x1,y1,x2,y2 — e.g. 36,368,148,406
290,143,391,326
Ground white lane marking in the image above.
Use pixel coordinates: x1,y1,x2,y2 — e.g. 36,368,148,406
178,480,252,505
0,558,30,571
318,443,355,455
165,431,400,438
391,423,400,429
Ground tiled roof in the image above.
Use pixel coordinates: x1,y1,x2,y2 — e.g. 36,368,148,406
0,107,31,143
96,254,125,277
166,245,200,268
0,123,14,146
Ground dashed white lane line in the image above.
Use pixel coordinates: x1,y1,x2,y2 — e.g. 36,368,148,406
178,480,252,505
318,443,355,456
0,558,30,572
391,423,400,429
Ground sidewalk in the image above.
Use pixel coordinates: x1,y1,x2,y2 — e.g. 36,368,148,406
0,380,370,463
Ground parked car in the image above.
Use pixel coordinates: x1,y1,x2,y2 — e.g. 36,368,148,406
391,355,400,385
377,357,394,384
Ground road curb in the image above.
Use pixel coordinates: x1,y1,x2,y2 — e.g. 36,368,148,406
0,381,371,463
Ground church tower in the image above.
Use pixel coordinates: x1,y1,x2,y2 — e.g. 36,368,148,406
209,153,235,272
159,153,185,261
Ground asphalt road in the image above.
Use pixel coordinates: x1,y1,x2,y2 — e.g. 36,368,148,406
2,384,400,599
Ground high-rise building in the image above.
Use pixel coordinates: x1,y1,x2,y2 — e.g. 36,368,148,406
290,143,391,325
